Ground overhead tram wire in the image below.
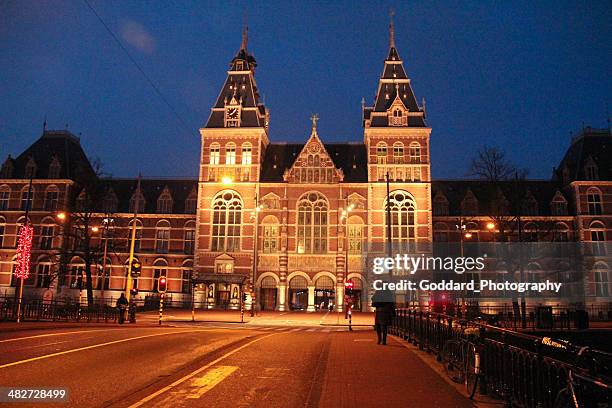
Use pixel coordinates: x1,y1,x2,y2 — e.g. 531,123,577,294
83,0,194,137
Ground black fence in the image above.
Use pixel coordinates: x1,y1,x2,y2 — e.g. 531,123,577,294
390,309,611,408
0,297,120,323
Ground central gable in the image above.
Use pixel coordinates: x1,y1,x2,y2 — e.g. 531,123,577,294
283,121,344,183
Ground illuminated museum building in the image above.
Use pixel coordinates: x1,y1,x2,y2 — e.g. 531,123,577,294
0,28,610,311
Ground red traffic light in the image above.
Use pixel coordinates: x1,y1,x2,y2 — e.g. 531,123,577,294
158,276,167,293
344,281,354,290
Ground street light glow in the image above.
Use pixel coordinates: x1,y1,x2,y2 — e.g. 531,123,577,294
486,222,495,230
222,176,233,185
56,212,66,221
91,226,100,233
464,232,473,239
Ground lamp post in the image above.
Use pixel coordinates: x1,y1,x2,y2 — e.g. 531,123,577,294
340,202,354,320
98,216,114,305
455,217,469,315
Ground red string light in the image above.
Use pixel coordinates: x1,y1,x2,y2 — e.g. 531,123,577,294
15,225,33,279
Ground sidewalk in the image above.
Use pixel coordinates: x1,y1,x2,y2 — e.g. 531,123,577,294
320,330,474,408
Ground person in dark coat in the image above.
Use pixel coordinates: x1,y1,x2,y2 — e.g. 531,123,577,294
116,293,128,324
372,289,395,345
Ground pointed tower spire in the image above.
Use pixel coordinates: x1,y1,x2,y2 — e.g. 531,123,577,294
241,24,248,51
389,9,395,49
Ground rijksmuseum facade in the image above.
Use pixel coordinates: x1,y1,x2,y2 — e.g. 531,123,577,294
0,30,610,312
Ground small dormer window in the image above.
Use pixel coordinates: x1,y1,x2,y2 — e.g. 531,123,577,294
48,157,61,179
388,107,407,126
393,108,403,117
24,158,37,179
236,61,244,70
585,163,598,180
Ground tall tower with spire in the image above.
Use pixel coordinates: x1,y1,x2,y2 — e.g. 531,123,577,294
195,27,270,280
363,15,433,247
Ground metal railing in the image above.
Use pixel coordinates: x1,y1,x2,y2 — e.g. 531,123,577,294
390,309,611,407
0,297,120,323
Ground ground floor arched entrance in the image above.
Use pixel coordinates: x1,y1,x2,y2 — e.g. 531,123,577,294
259,276,277,311
289,276,308,310
315,276,335,311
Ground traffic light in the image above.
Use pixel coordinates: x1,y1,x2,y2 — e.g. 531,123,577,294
158,276,167,293
130,287,139,296
130,261,141,277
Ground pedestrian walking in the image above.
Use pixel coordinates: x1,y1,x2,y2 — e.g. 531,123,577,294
116,293,128,324
372,289,395,345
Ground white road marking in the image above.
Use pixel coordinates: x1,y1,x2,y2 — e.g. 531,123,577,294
128,333,278,407
0,329,213,369
0,329,120,343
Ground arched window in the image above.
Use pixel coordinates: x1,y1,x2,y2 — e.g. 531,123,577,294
184,187,197,214
0,185,9,210
553,222,569,242
550,192,567,216
156,189,173,213
43,185,59,211
590,221,606,256
587,188,603,215
376,142,387,164
262,215,279,253
433,193,449,216
24,157,37,179
393,142,404,164
433,222,450,242
209,143,220,165
297,192,328,254
96,256,111,291
20,185,33,211
129,189,145,214
211,190,242,252
409,142,421,164
127,219,143,252
152,259,168,292
225,143,236,165
393,108,403,117
155,220,170,253
385,191,416,249
66,256,85,289
39,217,56,250
48,156,61,179
241,143,252,165
347,216,364,254
102,189,118,213
593,262,609,297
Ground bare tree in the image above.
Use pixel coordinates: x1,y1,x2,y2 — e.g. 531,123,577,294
469,145,517,182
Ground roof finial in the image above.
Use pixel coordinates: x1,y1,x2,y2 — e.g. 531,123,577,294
389,9,395,48
310,113,319,131
43,115,47,133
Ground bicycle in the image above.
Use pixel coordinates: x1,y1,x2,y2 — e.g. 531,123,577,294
441,323,481,399
553,346,612,408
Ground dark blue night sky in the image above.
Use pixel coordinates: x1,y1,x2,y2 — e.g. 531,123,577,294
1,1,610,179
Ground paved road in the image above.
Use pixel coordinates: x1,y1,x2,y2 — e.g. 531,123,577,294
0,325,475,408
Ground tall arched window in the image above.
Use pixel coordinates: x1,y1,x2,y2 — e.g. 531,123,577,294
590,221,606,256
376,142,387,164
211,191,242,252
409,142,421,164
225,143,236,165
262,215,279,253
44,185,59,211
209,143,220,165
593,262,609,297
155,220,170,253
297,192,328,254
241,143,252,165
587,188,603,215
20,185,33,211
393,142,404,164
347,216,364,254
385,191,416,249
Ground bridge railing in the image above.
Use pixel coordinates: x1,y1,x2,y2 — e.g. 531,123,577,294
390,308,611,408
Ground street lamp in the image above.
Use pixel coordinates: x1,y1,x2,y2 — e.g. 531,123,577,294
222,176,233,185
340,201,355,319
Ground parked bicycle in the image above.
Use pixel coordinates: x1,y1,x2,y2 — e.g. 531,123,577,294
440,321,481,399
553,345,612,408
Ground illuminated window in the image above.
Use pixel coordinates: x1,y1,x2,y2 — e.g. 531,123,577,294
409,142,421,164
385,191,416,249
348,222,363,254
209,143,220,165
263,224,279,253
241,143,252,165
376,143,387,164
155,221,170,253
297,192,328,254
211,191,242,252
225,143,236,165
393,142,404,164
